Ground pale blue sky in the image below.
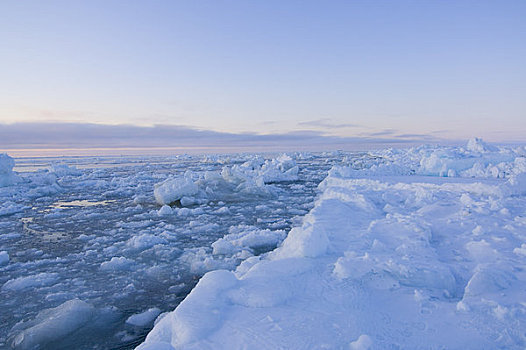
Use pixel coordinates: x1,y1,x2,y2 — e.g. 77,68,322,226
1,0,525,147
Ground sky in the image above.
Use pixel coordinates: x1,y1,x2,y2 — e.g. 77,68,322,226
1,0,525,152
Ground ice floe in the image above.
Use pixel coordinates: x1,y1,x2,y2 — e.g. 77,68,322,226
7,299,119,350
0,154,20,187
126,308,162,327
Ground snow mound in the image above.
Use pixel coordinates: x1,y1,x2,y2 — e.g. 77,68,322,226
139,270,238,348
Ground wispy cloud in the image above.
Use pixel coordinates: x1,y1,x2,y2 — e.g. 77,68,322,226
429,129,452,135
356,129,441,142
367,129,397,137
397,133,436,140
297,118,363,129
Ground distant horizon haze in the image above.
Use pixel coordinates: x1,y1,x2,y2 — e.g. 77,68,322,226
0,121,465,158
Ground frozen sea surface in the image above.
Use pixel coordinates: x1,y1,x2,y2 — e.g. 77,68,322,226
3,138,526,349
139,139,526,350
0,151,345,349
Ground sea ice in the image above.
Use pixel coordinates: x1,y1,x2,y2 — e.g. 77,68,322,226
8,299,95,349
0,250,8,265
7,299,119,350
152,155,302,207
126,308,162,327
211,225,286,256
2,272,60,291
139,139,526,349
3,141,526,349
2,152,320,349
100,257,135,271
126,234,168,251
0,153,19,187
349,335,373,350
157,205,173,216
154,173,199,205
48,163,82,177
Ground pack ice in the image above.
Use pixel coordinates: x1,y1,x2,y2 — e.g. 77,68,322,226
153,154,298,206
0,151,317,349
139,138,526,350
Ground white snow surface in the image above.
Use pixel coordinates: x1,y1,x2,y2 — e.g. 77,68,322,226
140,139,526,350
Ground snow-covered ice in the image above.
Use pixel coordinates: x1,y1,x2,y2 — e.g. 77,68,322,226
2,272,60,292
153,154,300,207
0,154,20,187
139,139,526,350
126,308,162,327
8,299,119,350
0,251,9,265
2,140,526,349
